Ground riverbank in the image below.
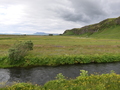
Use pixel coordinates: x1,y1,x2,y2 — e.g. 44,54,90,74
1,70,120,90
0,54,120,68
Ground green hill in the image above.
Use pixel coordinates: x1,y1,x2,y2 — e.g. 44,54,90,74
63,16,120,38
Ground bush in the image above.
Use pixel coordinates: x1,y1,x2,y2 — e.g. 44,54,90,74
49,34,53,36
80,70,89,77
8,41,33,65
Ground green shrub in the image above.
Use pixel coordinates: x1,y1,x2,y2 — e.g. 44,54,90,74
8,41,33,65
80,70,89,77
56,73,65,80
1,83,41,90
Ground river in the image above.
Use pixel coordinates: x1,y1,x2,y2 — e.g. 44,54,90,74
0,62,120,85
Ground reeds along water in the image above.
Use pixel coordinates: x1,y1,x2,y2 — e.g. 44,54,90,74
23,54,120,67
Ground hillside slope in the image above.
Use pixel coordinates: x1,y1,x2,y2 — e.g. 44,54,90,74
63,16,120,38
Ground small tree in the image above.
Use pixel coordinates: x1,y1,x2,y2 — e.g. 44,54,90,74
8,41,33,65
49,34,53,36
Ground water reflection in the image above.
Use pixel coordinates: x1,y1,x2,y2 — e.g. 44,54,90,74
8,68,31,83
0,62,120,85
0,69,10,86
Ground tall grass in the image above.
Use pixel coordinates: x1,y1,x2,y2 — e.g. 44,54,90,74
22,54,120,67
1,54,120,68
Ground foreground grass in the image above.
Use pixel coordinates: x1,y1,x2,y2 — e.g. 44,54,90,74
1,70,120,90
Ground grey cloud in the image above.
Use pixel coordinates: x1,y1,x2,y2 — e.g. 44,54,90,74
0,0,120,34
51,0,120,24
108,2,120,16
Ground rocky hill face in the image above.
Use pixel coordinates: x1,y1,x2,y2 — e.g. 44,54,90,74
63,16,120,36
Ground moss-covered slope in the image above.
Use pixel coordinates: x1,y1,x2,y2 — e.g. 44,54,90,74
63,16,120,38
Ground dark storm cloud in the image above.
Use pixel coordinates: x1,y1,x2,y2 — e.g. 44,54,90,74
51,0,120,24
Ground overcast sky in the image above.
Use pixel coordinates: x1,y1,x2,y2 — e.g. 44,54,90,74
0,0,120,34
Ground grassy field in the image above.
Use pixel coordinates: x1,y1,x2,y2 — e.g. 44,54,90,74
90,25,120,39
0,35,120,56
0,35,120,67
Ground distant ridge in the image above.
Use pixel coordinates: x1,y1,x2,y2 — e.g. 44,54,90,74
63,16,120,38
33,32,59,35
34,32,49,35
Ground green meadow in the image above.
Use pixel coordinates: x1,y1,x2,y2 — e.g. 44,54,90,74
0,35,120,67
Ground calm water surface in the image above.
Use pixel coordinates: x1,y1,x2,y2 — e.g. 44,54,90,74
0,62,120,85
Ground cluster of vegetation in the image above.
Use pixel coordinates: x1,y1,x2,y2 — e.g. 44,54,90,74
0,40,33,68
8,40,33,65
22,54,120,67
1,53,120,68
1,50,120,67
1,70,120,90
